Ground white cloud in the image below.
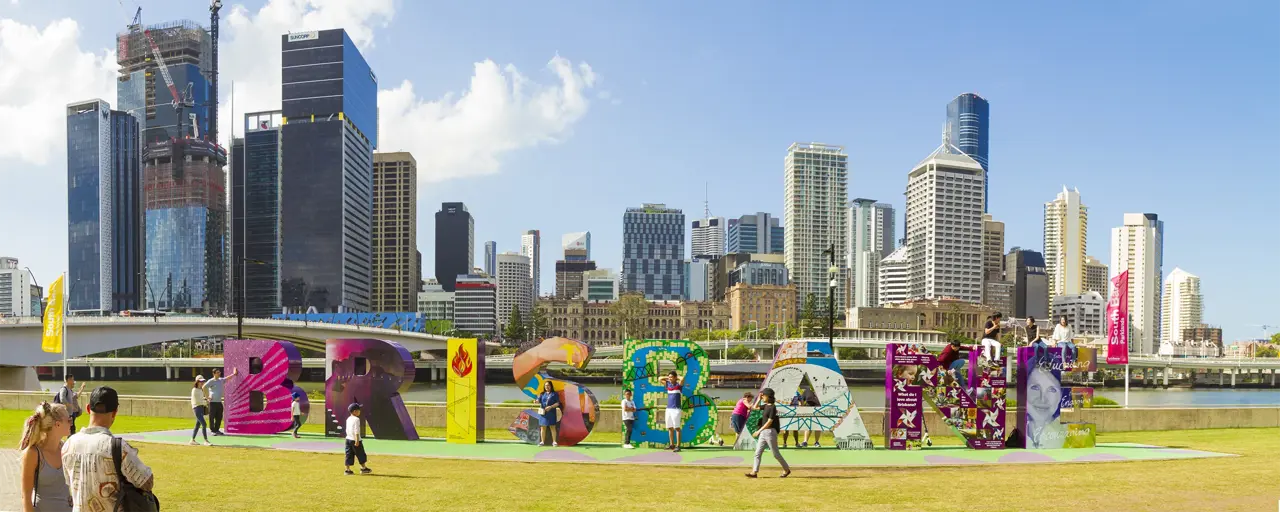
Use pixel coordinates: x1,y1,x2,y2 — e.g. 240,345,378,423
0,18,117,166
378,56,597,182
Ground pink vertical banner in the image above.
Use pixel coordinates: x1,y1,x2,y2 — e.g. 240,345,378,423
1106,270,1130,365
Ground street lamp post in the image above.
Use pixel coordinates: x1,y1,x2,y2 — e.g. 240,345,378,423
23,267,40,318
823,244,837,352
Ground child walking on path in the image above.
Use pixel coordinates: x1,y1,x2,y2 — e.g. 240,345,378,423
620,389,637,448
290,393,303,438
344,403,371,475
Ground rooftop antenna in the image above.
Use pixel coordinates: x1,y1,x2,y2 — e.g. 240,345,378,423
703,182,710,219
942,121,952,154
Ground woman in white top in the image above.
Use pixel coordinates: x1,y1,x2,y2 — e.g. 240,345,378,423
190,375,211,446
1052,317,1077,362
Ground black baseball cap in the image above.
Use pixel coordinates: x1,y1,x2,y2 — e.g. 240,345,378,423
760,388,776,399
89,386,119,414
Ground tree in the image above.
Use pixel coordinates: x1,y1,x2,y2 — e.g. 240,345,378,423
838,347,869,360
1256,345,1279,358
1272,332,1280,346
504,306,525,341
941,304,975,344
525,307,549,340
609,292,650,341
727,345,755,360
800,293,819,335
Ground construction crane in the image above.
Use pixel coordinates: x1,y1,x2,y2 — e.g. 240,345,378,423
208,0,222,145
143,27,194,173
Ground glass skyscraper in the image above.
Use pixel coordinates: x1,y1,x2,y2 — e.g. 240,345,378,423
946,93,990,211
279,29,378,313
231,111,283,318
66,99,144,313
621,204,685,300
115,20,212,144
726,212,784,255
435,203,475,293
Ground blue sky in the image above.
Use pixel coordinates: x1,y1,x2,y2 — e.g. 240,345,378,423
1,1,1276,341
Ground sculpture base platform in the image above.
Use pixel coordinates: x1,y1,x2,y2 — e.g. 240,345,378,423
120,430,1233,468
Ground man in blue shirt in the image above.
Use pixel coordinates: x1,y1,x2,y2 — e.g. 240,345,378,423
660,371,684,452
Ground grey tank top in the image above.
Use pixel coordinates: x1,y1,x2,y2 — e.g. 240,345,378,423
34,449,73,512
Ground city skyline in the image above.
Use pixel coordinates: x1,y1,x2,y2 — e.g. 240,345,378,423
0,1,1276,340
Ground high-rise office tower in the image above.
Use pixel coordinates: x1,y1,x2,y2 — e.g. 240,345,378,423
483,241,497,277
1044,187,1088,306
496,252,533,332
556,231,595,299
435,202,474,292
1005,248,1048,319
904,142,985,304
847,199,894,308
66,99,144,313
582,269,618,301
683,257,714,302
115,20,211,143
726,213,784,255
981,213,1014,313
454,273,497,335
877,246,910,306
143,139,228,313
520,230,542,298
691,217,725,258
231,111,283,318
621,204,685,300
946,93,990,211
0,257,40,317
562,232,591,261
372,152,417,312
784,143,849,311
279,29,377,313
1084,256,1109,300
1161,268,1202,347
1111,213,1164,354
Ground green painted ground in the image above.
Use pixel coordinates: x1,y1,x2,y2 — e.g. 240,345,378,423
120,429,1231,467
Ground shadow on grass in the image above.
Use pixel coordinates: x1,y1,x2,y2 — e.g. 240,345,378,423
357,474,420,480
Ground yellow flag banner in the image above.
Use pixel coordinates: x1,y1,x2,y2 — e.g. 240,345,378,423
41,275,65,353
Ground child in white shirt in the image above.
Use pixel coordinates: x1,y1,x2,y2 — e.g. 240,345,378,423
620,389,637,448
344,403,371,475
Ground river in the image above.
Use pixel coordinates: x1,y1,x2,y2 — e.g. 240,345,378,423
32,380,1280,407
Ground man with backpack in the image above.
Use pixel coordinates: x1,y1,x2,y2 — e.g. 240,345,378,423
62,386,158,511
53,374,85,431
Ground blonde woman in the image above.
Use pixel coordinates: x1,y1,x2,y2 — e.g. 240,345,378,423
18,402,73,512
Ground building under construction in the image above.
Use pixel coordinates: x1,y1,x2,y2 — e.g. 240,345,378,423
116,20,212,144
142,139,228,313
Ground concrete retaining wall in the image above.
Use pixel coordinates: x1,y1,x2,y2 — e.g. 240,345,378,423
3,391,1277,435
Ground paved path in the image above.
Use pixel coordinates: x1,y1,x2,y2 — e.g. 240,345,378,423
0,449,20,512
118,430,1234,468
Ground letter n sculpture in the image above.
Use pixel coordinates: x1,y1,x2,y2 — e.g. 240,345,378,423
223,339,304,434
446,338,485,443
325,338,418,440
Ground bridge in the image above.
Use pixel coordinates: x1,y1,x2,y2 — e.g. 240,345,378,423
0,316,448,367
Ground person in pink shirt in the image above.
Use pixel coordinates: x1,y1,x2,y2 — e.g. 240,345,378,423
730,392,755,435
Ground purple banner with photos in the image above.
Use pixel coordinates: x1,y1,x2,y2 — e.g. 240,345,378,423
885,343,1006,450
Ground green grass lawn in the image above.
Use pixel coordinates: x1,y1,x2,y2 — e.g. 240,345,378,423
2,410,1273,512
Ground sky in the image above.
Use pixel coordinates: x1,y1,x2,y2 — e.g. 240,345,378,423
0,0,1276,341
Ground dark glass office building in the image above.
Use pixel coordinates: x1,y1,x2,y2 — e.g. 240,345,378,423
66,99,144,313
435,202,474,292
726,212,784,255
946,93,990,211
279,29,377,313
231,111,284,318
621,204,685,300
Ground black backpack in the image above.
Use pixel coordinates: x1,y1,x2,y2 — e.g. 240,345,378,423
111,437,160,512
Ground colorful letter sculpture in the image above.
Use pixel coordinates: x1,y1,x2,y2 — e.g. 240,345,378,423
446,338,486,444
325,338,418,440
507,337,599,446
223,339,303,434
885,343,1007,450
1016,346,1098,449
742,340,872,450
622,339,718,446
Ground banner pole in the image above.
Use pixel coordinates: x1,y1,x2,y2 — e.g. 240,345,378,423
62,272,68,380
1123,363,1129,408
